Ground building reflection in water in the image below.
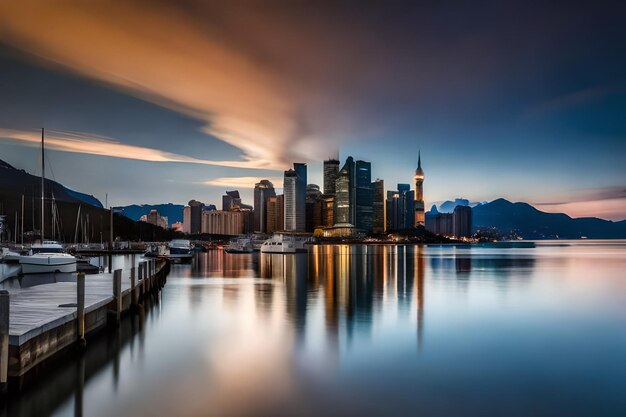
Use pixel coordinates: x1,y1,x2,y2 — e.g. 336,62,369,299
305,245,426,348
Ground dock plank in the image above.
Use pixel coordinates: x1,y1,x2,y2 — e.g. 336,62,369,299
6,270,135,345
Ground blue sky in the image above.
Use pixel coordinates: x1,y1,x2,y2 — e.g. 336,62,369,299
0,1,624,219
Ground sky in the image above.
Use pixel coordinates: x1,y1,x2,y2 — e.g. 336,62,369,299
0,1,625,220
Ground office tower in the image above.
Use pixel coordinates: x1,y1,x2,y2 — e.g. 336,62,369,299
333,156,355,225
254,179,276,233
385,184,414,231
188,199,204,234
355,160,373,233
334,166,351,225
306,184,323,232
372,179,385,234
266,195,283,233
322,195,334,227
453,205,472,238
222,190,241,211
414,151,425,226
284,163,307,231
323,158,340,195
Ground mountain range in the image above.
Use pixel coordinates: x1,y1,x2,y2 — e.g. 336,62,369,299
470,198,626,239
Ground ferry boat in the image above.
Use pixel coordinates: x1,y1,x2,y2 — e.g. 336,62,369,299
19,241,77,274
168,239,193,262
260,233,311,254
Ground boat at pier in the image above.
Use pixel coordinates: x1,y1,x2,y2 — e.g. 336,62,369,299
19,241,77,274
224,237,254,254
260,233,312,254
167,239,193,262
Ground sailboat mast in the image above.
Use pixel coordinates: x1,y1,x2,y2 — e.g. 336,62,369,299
41,128,45,241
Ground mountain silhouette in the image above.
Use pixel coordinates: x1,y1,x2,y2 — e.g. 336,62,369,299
472,198,626,239
115,203,185,224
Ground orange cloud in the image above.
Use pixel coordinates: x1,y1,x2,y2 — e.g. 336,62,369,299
0,1,330,168
0,128,276,169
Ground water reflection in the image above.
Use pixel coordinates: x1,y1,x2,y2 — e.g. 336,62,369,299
4,243,626,417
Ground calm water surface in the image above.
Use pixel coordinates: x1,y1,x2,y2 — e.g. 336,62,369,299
7,242,626,416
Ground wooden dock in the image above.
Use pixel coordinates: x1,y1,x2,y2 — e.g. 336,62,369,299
0,258,170,388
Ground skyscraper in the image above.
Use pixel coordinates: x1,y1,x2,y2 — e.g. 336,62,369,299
386,184,414,231
323,158,340,196
333,156,355,226
266,195,284,233
284,163,307,231
453,205,472,238
305,184,323,232
414,151,425,226
222,190,241,211
334,162,351,225
355,160,373,233
188,199,204,234
372,179,385,234
254,179,276,233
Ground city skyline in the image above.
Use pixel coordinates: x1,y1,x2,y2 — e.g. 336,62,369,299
0,2,625,220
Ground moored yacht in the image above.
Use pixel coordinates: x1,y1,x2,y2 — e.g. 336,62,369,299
19,241,77,274
224,237,254,254
260,233,311,254
168,239,193,261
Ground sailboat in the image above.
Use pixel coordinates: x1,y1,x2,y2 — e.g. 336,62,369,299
19,129,77,274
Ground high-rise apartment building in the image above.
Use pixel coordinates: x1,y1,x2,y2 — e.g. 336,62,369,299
254,179,276,233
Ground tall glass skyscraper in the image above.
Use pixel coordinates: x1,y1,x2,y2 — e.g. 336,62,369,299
333,157,355,225
355,160,373,233
323,159,340,196
372,179,385,233
386,184,414,231
284,163,307,231
254,179,276,233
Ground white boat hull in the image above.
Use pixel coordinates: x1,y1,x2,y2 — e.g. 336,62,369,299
20,254,77,274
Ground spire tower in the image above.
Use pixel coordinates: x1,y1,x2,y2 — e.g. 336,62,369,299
414,150,425,226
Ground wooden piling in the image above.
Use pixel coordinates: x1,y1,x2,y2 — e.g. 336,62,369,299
0,290,9,390
112,269,122,325
77,272,86,349
130,266,138,311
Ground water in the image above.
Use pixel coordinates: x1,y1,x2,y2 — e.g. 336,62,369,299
5,242,626,417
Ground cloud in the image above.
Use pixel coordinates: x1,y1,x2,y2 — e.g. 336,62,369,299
0,128,276,169
533,187,626,221
202,177,283,189
0,1,335,168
